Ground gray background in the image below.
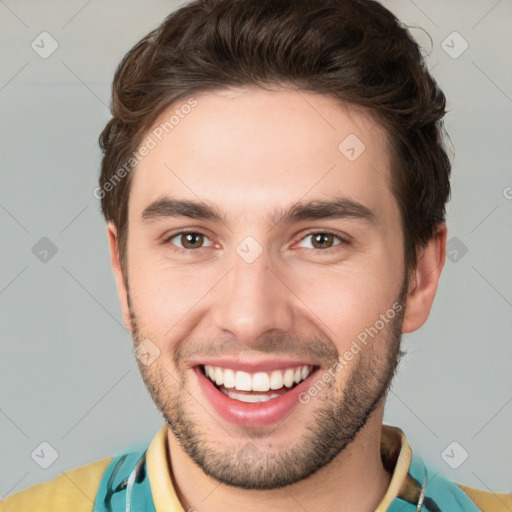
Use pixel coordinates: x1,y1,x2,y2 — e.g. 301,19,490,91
1,0,511,501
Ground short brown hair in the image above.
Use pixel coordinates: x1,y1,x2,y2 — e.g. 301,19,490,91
98,0,451,273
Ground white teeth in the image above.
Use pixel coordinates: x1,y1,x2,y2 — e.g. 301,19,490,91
223,368,235,388
203,364,314,393
283,368,294,388
214,367,224,386
235,371,252,391
269,370,284,390
223,389,281,402
252,372,270,392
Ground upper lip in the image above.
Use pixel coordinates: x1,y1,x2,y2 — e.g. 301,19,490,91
192,358,320,373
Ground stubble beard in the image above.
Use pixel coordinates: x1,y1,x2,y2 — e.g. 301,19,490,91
129,279,408,490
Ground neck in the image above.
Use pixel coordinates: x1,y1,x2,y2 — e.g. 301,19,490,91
167,403,392,512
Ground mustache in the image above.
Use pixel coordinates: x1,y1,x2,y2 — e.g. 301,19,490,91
171,335,340,368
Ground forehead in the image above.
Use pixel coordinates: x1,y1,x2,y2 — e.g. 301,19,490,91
129,87,398,226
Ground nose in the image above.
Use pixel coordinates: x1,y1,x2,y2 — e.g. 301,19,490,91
211,247,294,347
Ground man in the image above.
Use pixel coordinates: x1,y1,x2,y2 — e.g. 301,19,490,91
2,0,511,510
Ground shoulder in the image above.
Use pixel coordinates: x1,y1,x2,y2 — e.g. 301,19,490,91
0,457,112,512
458,484,512,512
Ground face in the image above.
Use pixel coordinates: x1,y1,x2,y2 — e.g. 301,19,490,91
114,87,413,489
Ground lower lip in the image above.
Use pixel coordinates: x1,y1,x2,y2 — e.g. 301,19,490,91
194,366,318,428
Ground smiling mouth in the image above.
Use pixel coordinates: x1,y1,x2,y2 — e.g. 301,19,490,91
200,364,318,403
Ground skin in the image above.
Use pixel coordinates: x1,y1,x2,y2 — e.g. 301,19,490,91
107,86,447,512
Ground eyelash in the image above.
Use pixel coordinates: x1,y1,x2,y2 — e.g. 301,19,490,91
162,229,349,255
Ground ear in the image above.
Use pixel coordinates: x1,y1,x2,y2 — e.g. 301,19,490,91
107,222,132,332
402,223,447,333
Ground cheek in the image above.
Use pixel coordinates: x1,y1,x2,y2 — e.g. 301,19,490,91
285,257,402,347
127,248,219,335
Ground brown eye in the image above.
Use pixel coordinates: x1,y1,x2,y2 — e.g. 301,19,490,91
181,232,204,249
167,231,213,250
311,233,336,249
297,232,344,251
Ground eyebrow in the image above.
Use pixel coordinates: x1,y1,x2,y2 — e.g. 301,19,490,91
141,194,377,226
